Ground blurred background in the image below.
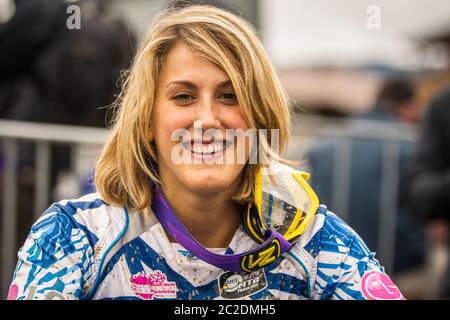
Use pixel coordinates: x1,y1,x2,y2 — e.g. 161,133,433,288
1,0,450,299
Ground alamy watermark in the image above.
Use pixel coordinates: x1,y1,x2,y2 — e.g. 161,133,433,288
170,121,280,165
366,5,381,30
66,4,81,30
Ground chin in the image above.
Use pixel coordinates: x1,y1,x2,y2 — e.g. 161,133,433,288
182,168,237,195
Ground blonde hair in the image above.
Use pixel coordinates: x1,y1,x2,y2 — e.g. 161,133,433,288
95,4,292,213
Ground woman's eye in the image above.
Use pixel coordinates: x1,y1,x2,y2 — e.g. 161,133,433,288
171,94,195,104
218,92,237,104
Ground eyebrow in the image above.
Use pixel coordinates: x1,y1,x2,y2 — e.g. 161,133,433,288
166,80,233,91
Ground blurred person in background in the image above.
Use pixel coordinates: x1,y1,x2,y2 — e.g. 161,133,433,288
305,78,427,293
405,86,450,299
0,0,135,288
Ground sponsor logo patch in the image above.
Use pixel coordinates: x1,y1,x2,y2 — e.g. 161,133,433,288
361,270,405,300
7,284,18,300
218,269,268,299
130,270,177,300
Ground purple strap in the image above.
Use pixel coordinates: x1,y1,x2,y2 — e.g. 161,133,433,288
152,189,292,272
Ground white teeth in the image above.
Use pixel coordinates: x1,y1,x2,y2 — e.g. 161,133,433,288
191,142,225,154
215,144,223,153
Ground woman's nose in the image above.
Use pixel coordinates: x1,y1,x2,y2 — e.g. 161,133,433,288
194,98,220,129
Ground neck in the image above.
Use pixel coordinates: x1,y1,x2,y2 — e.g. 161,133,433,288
159,179,242,249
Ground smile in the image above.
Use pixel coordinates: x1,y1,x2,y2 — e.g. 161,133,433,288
182,139,233,160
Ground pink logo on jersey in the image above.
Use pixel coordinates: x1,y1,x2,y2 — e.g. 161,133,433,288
130,270,177,300
361,270,405,300
7,284,18,300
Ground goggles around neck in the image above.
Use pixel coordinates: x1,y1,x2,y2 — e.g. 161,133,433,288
242,161,320,245
151,161,319,273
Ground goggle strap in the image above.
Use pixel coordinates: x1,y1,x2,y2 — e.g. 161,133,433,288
153,189,292,273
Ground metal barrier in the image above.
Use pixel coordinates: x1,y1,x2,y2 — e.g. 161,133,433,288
0,120,108,298
0,116,417,298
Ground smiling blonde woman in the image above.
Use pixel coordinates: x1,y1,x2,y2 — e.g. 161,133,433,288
8,4,404,300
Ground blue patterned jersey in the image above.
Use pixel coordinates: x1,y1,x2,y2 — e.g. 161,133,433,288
7,193,404,300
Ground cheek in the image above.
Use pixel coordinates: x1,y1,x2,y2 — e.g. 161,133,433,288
221,108,249,130
154,107,193,142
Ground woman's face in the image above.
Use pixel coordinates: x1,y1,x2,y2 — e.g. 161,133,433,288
152,42,250,195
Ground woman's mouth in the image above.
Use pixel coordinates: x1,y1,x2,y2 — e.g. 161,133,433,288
183,139,232,162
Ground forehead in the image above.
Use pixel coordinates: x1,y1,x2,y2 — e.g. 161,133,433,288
159,42,231,85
